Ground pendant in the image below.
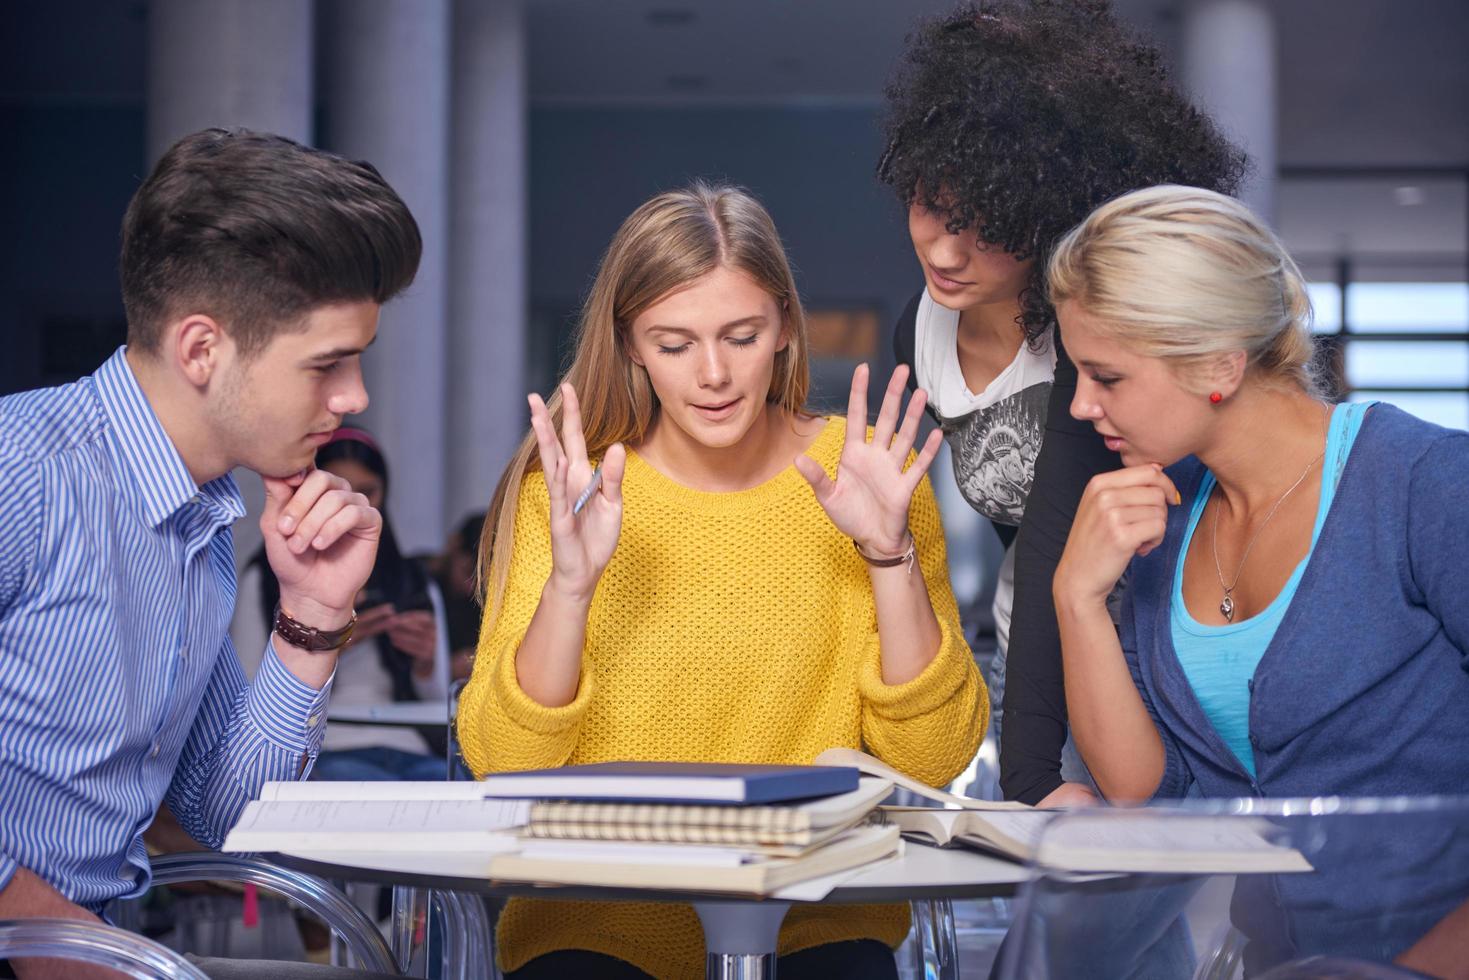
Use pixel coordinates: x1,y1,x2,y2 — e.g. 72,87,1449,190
1220,593,1235,622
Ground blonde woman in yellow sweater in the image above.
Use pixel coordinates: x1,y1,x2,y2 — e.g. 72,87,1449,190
460,183,986,980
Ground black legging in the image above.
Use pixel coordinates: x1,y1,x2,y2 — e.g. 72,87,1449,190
506,939,900,979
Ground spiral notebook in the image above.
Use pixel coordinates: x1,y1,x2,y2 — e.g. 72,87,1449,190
522,776,894,851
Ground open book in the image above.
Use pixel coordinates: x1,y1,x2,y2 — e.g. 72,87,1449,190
815,749,1311,874
222,781,528,854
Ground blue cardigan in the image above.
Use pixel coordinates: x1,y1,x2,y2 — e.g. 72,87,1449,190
1123,405,1469,966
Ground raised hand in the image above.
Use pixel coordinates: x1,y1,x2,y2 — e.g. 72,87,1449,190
1055,464,1179,608
263,468,382,629
795,363,943,557
531,383,626,603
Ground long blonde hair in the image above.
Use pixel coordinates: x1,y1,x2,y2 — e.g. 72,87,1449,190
478,182,811,618
1047,184,1320,396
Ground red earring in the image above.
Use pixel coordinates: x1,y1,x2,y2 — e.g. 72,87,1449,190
1209,392,1223,404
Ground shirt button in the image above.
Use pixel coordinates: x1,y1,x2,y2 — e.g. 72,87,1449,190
150,742,161,759
179,645,188,660
307,713,322,726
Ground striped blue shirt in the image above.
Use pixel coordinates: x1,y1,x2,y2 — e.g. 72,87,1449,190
0,347,333,912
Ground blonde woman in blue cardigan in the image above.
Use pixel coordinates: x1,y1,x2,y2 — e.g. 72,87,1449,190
1049,185,1469,976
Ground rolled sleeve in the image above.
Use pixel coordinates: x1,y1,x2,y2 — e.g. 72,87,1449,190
246,639,334,757
457,637,595,777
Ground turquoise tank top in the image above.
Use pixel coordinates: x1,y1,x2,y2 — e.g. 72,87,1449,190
1171,402,1370,777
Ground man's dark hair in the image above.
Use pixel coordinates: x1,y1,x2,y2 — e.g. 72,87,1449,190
120,128,422,356
877,0,1248,347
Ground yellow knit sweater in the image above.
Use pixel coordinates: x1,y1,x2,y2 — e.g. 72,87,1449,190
459,417,987,979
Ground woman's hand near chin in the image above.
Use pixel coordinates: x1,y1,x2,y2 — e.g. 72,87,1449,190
1053,464,1177,803
1054,463,1178,614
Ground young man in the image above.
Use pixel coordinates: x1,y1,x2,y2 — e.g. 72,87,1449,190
0,128,421,980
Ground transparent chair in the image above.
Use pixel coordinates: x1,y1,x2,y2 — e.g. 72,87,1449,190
0,917,211,979
995,796,1469,980
118,852,403,975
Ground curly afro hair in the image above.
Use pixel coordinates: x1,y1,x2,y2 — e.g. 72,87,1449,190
878,0,1248,346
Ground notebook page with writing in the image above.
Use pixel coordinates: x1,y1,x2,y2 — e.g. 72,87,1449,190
1033,814,1313,874
223,798,529,853
886,808,1311,873
257,781,491,802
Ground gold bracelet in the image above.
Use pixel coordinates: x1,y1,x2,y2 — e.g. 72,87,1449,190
853,533,916,575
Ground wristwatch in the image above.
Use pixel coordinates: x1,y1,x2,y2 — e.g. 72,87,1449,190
272,603,357,653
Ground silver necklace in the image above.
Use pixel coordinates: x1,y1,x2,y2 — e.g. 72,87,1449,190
1210,449,1325,622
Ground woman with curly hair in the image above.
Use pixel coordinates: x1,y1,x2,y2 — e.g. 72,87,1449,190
878,0,1246,807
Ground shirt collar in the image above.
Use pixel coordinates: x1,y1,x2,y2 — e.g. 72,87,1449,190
93,347,246,529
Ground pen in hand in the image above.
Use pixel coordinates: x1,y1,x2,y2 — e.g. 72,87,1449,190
572,465,603,516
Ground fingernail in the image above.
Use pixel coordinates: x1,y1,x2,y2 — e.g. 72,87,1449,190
289,536,305,553
313,535,327,549
279,515,296,533
1173,491,1182,505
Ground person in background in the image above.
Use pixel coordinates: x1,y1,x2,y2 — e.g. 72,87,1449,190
234,428,451,781
434,511,485,683
1050,185,1469,975
460,182,985,980
877,0,1245,806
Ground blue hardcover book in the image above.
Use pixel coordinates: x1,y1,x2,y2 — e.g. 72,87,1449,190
480,762,861,805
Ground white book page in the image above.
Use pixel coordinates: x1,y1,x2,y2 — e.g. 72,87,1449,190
327,702,447,726
798,777,893,822
223,798,530,852
814,748,1030,811
1035,815,1312,873
257,781,490,802
519,840,749,867
769,850,902,901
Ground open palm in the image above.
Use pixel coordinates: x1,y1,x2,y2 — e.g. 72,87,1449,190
796,364,942,556
530,383,626,602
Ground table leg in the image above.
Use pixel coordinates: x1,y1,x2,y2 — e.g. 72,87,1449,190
693,900,790,980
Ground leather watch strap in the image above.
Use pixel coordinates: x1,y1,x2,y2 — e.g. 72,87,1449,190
272,604,356,653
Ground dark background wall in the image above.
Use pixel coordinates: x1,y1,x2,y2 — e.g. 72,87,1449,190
1,103,917,406
0,104,144,395
526,106,914,406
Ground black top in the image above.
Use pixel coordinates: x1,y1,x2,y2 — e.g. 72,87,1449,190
893,291,1120,803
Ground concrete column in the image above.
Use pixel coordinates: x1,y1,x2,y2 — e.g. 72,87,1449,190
1182,0,1278,223
147,0,314,570
320,0,451,553
446,0,529,531
146,0,313,164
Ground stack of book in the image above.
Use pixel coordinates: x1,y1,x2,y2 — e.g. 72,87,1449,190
222,750,1312,885
477,761,901,895
222,760,904,897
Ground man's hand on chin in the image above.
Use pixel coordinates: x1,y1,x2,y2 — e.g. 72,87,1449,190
258,468,383,687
